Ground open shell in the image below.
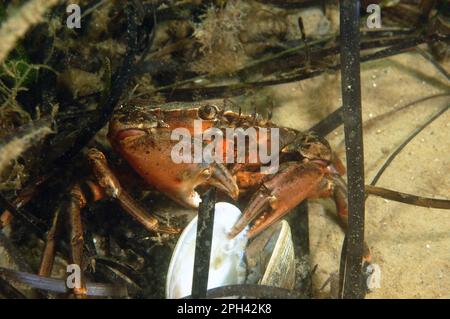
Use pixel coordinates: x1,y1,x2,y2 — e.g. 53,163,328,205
245,220,296,290
166,202,296,298
166,202,249,299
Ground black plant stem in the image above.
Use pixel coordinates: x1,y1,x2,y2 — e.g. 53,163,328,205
191,188,216,298
339,0,366,299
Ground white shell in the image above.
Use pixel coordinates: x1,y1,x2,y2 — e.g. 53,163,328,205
166,202,249,299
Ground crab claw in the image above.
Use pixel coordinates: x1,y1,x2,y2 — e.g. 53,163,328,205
168,162,239,208
109,125,239,209
165,162,239,208
205,163,240,201
229,161,327,239
172,161,239,208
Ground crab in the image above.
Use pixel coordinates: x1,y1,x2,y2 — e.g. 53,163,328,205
36,101,370,297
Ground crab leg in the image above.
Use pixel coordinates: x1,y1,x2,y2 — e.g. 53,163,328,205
67,183,88,298
38,209,61,277
86,148,180,234
117,190,181,233
332,174,350,229
0,210,12,229
37,184,89,296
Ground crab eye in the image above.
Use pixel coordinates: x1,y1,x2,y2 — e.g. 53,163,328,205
201,168,212,178
199,104,219,120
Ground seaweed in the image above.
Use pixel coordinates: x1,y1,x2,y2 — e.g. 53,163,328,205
0,0,60,63
0,0,448,300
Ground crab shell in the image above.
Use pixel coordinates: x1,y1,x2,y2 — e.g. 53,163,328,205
108,103,307,206
108,102,342,239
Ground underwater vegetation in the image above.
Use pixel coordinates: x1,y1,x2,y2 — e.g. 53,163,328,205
0,0,448,299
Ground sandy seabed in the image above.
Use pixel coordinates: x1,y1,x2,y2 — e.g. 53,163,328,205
267,50,449,299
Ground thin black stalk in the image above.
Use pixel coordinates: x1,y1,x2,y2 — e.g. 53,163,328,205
339,0,366,299
191,188,216,298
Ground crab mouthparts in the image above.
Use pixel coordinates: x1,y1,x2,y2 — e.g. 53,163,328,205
113,128,147,141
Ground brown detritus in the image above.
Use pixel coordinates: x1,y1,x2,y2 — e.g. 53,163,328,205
58,68,104,99
128,74,166,105
190,0,249,75
0,118,53,194
84,0,119,42
0,161,28,193
189,0,313,75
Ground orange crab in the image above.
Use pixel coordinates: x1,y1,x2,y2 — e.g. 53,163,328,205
37,102,367,297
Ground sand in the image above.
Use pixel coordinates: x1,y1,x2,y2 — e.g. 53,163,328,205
265,49,449,298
